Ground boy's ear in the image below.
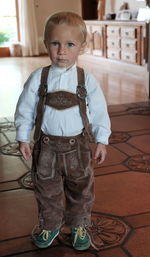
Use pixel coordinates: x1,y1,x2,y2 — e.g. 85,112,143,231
79,42,87,55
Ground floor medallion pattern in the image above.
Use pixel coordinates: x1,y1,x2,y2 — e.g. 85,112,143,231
109,131,130,144
0,142,21,156
0,101,150,256
126,154,150,173
59,213,130,251
19,171,34,189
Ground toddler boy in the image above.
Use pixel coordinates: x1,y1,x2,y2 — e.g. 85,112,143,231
15,11,111,251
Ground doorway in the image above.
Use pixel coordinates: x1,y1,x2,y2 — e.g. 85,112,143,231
81,0,98,19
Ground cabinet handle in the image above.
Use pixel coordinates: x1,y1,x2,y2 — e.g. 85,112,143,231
126,55,130,59
126,43,130,47
111,30,115,33
111,42,115,46
112,53,115,57
125,31,129,36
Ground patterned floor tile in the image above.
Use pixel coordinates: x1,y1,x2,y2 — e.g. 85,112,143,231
124,227,150,257
0,237,37,257
94,172,150,216
0,190,38,240
95,164,129,176
111,115,150,131
98,247,128,257
8,247,96,257
124,213,150,229
0,155,28,182
128,134,150,154
0,133,8,146
0,181,21,191
114,142,142,156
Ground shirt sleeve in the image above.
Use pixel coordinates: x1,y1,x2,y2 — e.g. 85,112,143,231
14,69,41,142
85,71,111,144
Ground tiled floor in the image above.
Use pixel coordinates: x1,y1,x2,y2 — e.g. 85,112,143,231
0,101,150,257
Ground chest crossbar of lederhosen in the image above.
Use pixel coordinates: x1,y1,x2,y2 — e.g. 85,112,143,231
33,65,95,143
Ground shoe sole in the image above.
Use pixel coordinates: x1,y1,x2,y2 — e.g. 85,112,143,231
33,231,59,249
73,241,91,251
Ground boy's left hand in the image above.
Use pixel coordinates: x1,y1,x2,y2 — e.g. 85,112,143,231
94,143,107,165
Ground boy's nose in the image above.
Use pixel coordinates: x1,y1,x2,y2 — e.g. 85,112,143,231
58,45,66,55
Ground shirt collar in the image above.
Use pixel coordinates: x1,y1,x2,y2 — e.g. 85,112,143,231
50,63,76,74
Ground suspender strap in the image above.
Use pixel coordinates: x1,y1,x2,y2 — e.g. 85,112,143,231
77,67,95,143
33,65,50,141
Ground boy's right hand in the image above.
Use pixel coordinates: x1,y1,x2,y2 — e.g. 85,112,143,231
18,141,32,161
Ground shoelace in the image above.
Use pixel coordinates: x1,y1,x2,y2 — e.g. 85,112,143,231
40,230,50,241
73,227,86,246
73,227,100,250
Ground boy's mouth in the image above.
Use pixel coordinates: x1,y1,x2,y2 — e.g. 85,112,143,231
57,58,67,63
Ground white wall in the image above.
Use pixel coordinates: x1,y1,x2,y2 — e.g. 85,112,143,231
114,0,146,12
34,0,81,39
106,0,146,14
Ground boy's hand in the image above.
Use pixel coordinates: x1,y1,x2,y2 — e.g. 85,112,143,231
94,143,107,165
18,141,32,161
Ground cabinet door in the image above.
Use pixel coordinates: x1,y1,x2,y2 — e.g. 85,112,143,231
86,25,92,54
91,25,104,56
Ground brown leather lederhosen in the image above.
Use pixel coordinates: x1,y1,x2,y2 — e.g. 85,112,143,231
31,66,95,231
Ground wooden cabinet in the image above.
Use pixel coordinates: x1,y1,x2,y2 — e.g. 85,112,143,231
85,21,147,66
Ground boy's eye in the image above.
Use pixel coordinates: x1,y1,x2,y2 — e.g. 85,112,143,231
67,42,75,47
50,42,59,46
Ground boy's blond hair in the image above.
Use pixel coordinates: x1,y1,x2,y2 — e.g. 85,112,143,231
44,11,87,44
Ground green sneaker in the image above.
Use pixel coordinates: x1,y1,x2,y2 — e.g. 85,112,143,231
71,226,91,251
32,229,59,248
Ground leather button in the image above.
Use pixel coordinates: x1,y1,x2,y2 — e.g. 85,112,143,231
43,136,50,144
69,138,75,145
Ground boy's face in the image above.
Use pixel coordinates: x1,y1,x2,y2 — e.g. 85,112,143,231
44,24,85,68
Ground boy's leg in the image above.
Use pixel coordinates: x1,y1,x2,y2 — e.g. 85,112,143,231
64,136,94,250
64,136,94,228
31,138,65,248
65,171,94,227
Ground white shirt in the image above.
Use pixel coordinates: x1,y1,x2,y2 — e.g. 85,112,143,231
15,64,111,144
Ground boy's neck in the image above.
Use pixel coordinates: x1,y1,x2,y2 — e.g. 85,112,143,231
51,63,76,71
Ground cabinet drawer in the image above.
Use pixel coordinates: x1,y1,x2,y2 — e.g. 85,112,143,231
107,38,120,48
121,51,137,63
107,49,121,60
121,27,137,38
107,26,120,37
121,39,137,51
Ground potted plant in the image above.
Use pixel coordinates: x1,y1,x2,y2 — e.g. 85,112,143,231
0,32,10,57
